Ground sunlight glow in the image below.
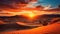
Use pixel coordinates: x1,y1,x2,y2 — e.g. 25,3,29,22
22,11,36,18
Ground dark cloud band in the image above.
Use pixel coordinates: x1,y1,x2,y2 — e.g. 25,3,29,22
0,0,29,10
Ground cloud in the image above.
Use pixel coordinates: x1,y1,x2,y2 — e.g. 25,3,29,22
0,0,27,10
0,0,60,16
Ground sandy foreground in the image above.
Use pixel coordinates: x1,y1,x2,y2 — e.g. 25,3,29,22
0,23,60,34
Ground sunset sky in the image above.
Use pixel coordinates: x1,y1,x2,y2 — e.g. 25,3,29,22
0,0,60,16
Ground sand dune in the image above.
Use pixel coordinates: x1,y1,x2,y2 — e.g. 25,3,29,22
0,23,60,34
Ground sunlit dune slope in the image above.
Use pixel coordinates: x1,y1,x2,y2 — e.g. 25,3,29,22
0,23,60,34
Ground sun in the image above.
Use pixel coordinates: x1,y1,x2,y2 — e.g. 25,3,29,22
27,12,36,18
25,11,36,18
21,10,37,18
